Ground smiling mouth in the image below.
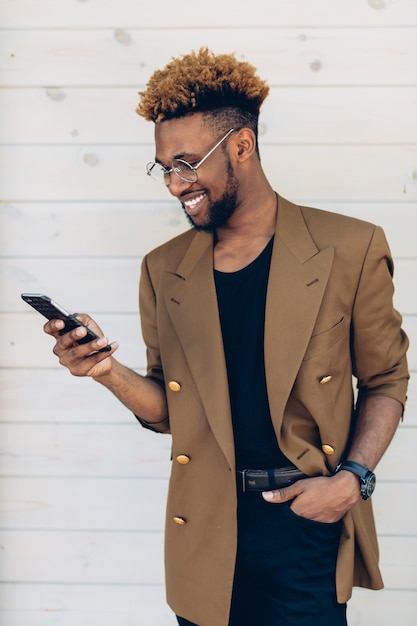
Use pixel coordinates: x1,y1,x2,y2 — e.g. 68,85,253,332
183,192,206,214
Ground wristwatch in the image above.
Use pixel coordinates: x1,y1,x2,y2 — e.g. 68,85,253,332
335,460,376,500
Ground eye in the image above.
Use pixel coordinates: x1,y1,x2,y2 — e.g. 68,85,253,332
153,159,170,172
173,159,197,170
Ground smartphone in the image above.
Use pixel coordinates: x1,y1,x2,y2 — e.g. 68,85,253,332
21,293,112,352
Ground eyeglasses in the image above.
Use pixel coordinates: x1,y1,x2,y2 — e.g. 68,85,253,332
146,128,235,185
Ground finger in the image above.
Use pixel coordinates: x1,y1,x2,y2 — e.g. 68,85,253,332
262,489,284,502
57,331,113,361
73,341,119,377
51,325,88,354
58,341,119,377
43,318,65,336
84,343,120,376
72,329,116,355
74,313,103,336
262,481,304,503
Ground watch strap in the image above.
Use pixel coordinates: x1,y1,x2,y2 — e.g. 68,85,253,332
337,460,370,478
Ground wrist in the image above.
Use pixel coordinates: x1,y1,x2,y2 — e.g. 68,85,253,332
332,469,362,503
334,460,376,500
92,364,114,384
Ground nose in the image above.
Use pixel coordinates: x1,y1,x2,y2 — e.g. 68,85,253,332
165,173,193,196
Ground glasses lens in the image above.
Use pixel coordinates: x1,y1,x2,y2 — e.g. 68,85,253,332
172,160,198,183
147,162,169,184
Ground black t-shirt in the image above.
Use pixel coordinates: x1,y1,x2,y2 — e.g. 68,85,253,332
214,238,290,471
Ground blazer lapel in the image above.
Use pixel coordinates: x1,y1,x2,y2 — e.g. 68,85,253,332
265,196,335,432
162,231,235,468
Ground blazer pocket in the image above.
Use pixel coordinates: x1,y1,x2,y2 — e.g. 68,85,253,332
303,316,346,360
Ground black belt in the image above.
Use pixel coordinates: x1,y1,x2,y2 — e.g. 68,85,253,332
237,466,307,493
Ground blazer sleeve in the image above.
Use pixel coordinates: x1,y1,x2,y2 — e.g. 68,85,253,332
351,225,409,411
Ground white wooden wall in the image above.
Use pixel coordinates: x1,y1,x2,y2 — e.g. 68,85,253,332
1,1,416,624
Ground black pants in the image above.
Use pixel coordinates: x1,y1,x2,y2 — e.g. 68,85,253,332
177,492,347,626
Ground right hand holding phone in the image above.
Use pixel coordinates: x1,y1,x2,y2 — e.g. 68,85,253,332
44,314,119,378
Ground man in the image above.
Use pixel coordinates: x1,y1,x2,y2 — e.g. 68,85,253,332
45,48,409,625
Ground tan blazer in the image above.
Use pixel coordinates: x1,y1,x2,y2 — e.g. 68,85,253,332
138,195,409,626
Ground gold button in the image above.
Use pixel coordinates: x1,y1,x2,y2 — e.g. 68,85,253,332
168,380,181,392
322,444,335,455
319,375,332,385
176,454,190,465
173,516,186,525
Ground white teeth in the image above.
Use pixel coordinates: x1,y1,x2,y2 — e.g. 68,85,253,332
184,193,205,208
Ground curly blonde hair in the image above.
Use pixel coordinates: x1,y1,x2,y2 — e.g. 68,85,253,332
136,48,269,123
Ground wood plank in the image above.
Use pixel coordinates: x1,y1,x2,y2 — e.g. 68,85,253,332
262,145,417,204
376,425,417,481
0,313,146,368
9,258,142,314
0,87,152,145
0,584,176,626
378,537,417,590
0,421,413,481
0,423,172,477
0,530,414,588
0,478,168,531
1,367,415,426
1,0,416,28
373,482,417,535
1,145,417,202
348,589,417,626
0,201,187,257
0,479,169,533
0,201,414,259
260,86,417,145
0,530,165,583
2,28,417,87
0,368,143,424
0,478,415,535
2,86,417,145
3,256,415,314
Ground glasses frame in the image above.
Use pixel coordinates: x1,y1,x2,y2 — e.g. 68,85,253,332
147,128,235,185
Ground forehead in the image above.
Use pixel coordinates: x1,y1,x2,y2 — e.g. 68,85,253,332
154,114,213,160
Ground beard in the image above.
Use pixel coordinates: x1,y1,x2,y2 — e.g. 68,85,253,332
182,159,239,233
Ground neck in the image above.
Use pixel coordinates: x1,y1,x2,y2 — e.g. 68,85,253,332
213,186,278,272
216,185,278,244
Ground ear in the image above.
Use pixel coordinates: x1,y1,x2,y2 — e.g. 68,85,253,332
233,128,257,163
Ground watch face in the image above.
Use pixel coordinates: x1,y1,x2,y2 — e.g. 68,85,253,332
362,473,376,499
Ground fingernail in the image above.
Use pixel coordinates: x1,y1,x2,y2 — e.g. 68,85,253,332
75,326,86,337
96,336,107,346
262,491,273,500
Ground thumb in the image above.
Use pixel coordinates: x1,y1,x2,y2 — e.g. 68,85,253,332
262,484,299,503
